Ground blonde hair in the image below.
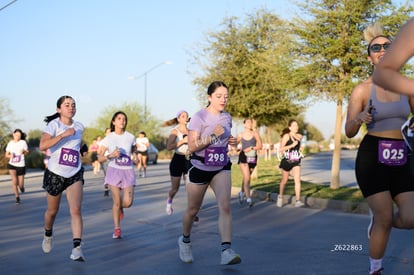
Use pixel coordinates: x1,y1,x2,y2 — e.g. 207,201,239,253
363,22,390,55
363,22,384,43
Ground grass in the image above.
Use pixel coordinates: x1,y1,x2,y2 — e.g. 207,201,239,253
231,157,365,203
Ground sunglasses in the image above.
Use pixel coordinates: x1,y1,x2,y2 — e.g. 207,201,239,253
370,42,391,53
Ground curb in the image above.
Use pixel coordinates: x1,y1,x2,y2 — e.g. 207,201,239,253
2,167,369,215
249,189,369,215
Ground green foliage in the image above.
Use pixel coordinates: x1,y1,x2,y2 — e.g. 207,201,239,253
191,9,308,126
91,101,166,150
0,97,17,137
232,156,364,202
293,0,413,103
25,150,44,169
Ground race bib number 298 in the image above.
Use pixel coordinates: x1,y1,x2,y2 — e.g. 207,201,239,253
204,147,228,166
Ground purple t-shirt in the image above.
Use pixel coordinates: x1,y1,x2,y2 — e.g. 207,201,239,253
188,109,232,171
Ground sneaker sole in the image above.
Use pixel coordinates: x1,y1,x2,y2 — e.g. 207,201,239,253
70,256,85,262
222,256,241,265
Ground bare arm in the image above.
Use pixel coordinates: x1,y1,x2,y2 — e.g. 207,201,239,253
253,131,263,150
39,127,75,152
373,18,414,95
166,129,187,151
344,83,373,138
188,125,224,153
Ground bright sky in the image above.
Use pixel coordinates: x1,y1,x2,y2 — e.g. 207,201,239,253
0,0,336,139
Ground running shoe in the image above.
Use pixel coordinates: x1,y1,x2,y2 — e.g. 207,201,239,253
276,195,283,207
113,227,122,239
246,198,254,208
19,186,25,193
166,201,173,215
15,197,20,204
220,248,241,265
42,236,53,253
238,192,244,205
104,189,109,196
295,200,304,207
70,246,85,262
370,267,384,275
178,236,193,263
367,209,374,239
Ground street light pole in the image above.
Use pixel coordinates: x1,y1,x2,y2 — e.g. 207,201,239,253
129,61,172,123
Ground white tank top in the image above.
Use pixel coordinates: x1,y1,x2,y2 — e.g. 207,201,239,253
175,127,188,155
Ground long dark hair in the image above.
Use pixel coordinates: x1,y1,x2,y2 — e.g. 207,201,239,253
206,81,228,107
280,119,297,137
13,129,26,140
110,111,128,132
43,95,73,125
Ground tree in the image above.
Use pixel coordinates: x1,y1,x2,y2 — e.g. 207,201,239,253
0,97,18,138
292,0,413,188
91,102,165,150
190,9,308,126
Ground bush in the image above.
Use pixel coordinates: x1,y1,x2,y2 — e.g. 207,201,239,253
25,151,44,169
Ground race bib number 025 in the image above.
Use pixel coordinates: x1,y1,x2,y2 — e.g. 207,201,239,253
378,140,407,166
204,147,228,166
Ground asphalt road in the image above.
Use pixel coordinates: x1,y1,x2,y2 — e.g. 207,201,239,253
0,158,413,274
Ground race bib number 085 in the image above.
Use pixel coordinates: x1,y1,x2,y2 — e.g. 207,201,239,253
59,148,80,167
378,140,407,166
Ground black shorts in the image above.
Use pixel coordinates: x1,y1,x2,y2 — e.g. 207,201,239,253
188,161,232,184
42,167,84,196
136,150,148,156
279,158,301,172
8,164,26,176
237,151,257,169
169,153,189,177
91,152,98,162
356,135,414,198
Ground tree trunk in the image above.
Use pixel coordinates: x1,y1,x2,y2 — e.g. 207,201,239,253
330,99,343,189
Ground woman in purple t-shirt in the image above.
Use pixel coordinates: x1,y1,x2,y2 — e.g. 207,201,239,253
177,81,241,266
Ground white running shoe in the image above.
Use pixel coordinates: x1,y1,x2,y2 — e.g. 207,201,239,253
238,192,244,205
70,246,85,262
295,200,304,207
166,201,173,215
276,195,283,207
246,198,254,208
220,248,241,265
178,236,193,263
42,236,53,253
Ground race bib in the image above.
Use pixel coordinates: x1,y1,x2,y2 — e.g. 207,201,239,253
58,148,80,167
204,147,228,166
11,154,21,163
246,156,257,164
287,150,301,162
378,140,407,166
115,153,132,166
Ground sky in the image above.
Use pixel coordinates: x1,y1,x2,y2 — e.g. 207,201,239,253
0,0,337,139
